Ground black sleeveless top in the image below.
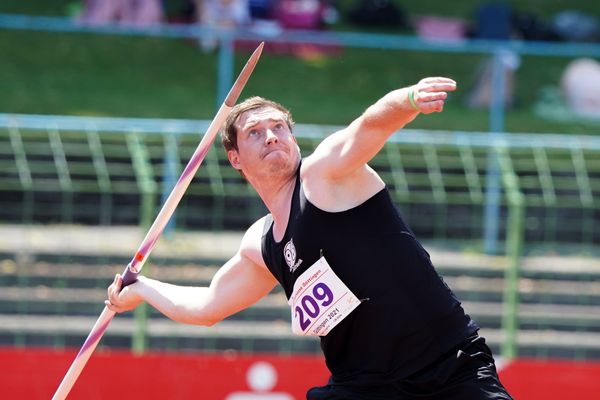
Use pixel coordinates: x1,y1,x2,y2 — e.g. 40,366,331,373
261,169,478,385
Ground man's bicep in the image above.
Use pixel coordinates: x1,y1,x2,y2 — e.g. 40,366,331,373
305,125,378,180
205,252,277,321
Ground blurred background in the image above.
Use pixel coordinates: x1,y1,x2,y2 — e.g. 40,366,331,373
1,0,600,398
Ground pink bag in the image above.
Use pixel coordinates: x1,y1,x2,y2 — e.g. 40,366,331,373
276,0,324,30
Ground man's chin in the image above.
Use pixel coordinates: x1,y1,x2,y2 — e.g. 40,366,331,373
262,149,287,159
264,156,297,174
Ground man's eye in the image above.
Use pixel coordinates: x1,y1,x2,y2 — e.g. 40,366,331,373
249,130,259,136
274,123,284,130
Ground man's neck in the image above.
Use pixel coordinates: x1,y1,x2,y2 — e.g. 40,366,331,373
251,172,296,241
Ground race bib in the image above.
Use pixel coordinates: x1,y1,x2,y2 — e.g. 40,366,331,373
288,257,361,336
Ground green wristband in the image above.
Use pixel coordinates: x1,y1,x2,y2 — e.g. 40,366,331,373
408,87,419,111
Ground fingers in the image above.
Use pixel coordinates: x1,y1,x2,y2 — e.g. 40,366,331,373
417,78,457,95
108,274,122,301
419,91,448,103
105,300,120,313
105,274,126,313
415,100,444,114
418,77,457,91
412,77,456,114
105,273,143,313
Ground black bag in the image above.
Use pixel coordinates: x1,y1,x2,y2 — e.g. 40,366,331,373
348,0,407,28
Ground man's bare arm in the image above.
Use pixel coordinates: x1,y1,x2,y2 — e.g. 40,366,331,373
304,78,456,181
105,218,277,326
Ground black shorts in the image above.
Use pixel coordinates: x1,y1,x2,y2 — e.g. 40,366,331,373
307,335,513,400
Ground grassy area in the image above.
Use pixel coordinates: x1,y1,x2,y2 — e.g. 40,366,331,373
1,1,599,134
399,0,600,20
4,0,599,22
0,31,217,118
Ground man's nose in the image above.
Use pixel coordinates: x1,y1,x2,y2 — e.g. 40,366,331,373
265,129,278,144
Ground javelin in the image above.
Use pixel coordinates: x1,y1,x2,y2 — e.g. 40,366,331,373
52,41,264,400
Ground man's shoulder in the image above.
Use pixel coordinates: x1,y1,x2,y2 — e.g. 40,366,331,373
237,216,270,269
240,216,270,251
247,215,271,236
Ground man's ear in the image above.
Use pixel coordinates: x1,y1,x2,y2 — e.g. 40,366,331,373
227,149,242,171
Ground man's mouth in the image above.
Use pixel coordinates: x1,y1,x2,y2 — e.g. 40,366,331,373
262,148,286,158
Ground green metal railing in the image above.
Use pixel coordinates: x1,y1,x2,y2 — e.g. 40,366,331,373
1,114,600,359
4,12,600,254
2,114,600,245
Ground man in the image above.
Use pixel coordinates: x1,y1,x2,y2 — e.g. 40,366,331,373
106,77,512,399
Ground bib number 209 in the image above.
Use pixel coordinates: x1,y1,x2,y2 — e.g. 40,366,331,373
294,283,333,331
289,257,360,336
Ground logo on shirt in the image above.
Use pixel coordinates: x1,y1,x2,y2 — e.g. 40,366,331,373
284,239,303,273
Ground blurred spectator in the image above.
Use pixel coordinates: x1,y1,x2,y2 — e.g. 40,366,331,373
466,50,520,109
162,0,197,24
552,10,600,42
78,0,164,26
195,0,251,51
249,0,275,20
512,11,558,41
471,2,513,40
348,0,407,29
476,6,600,43
414,16,467,42
275,0,330,30
252,0,340,62
561,58,600,119
196,0,250,27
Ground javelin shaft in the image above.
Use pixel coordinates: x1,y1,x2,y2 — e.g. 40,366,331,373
52,307,115,400
52,42,264,400
124,40,264,285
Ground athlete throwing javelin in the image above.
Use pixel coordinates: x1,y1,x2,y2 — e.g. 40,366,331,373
106,77,513,399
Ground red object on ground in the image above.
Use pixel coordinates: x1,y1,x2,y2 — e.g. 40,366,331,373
0,348,329,399
3,347,600,399
499,358,600,399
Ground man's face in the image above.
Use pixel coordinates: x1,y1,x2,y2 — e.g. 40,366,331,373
228,107,299,179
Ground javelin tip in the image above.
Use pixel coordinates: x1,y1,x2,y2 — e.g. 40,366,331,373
224,41,265,107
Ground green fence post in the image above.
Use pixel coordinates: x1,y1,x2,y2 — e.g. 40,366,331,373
385,144,410,202
423,144,447,239
532,146,556,242
132,283,151,354
127,132,157,229
87,130,112,225
126,131,158,354
457,141,485,239
497,146,525,360
502,196,524,360
458,142,484,205
15,256,29,347
8,125,33,223
206,142,225,230
48,127,73,223
161,131,179,235
570,144,594,246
